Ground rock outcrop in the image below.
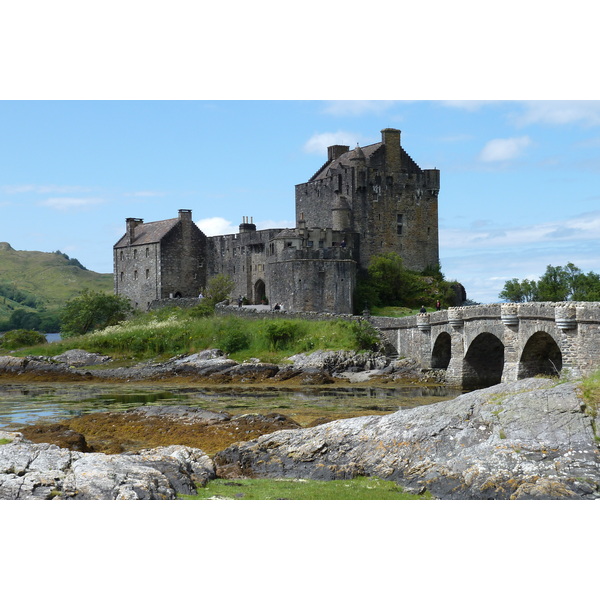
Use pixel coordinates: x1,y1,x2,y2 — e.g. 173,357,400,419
0,440,214,500
214,378,600,500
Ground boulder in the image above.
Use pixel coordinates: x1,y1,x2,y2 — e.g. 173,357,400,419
52,349,111,367
0,440,215,500
214,378,600,499
288,350,390,374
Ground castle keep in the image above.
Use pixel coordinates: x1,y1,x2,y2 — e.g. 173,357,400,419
114,128,440,314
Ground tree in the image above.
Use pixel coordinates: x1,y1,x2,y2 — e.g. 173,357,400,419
499,263,600,302
204,274,235,305
499,278,538,302
60,290,132,337
353,253,461,312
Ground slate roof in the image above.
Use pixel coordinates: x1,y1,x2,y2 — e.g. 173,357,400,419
308,141,421,182
114,218,179,248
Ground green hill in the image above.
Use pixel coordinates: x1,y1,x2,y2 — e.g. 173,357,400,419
0,242,113,332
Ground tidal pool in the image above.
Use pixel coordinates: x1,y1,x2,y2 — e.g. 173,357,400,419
0,382,463,430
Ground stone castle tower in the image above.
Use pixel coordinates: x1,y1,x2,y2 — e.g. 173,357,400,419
296,128,440,272
114,128,440,313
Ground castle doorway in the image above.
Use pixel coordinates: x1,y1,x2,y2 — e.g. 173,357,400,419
254,279,266,304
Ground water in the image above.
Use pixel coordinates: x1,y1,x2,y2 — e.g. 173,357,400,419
0,382,462,430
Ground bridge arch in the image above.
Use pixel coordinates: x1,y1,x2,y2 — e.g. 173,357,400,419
518,331,562,379
431,332,451,369
463,332,505,389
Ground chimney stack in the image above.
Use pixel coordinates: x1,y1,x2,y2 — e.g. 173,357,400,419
327,145,350,162
126,218,143,245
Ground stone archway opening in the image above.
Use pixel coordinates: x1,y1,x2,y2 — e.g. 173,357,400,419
518,332,562,379
463,332,505,389
431,332,451,369
254,279,266,304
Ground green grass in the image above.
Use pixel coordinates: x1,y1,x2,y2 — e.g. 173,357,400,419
0,438,12,445
370,306,429,317
579,370,600,419
0,244,112,319
181,476,432,500
10,310,383,363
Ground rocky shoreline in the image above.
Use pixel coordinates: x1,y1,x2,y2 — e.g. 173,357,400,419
1,349,599,500
0,348,446,385
1,375,599,499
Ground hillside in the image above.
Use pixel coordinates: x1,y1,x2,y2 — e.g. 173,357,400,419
0,242,113,330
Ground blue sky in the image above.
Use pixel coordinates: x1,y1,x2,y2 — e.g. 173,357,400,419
1,99,599,303
1,2,598,304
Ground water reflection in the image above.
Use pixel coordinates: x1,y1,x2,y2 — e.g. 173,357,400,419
0,382,462,430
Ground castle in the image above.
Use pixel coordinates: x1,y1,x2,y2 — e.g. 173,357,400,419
113,128,440,314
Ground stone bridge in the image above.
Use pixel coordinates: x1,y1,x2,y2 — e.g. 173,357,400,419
369,302,600,388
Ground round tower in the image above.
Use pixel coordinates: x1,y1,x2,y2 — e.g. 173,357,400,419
332,195,352,231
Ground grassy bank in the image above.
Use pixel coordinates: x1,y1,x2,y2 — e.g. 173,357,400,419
181,476,432,500
8,308,382,363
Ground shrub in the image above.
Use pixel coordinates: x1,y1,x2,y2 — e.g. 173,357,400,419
220,328,251,354
264,320,303,350
340,320,381,351
60,290,132,338
0,329,47,350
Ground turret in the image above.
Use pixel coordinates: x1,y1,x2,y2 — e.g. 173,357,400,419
332,196,352,231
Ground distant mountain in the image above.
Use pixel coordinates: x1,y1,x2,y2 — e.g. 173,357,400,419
0,242,113,331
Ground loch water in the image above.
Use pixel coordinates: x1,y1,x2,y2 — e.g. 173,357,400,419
0,382,462,431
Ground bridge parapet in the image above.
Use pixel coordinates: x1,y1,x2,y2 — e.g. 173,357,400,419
368,302,600,386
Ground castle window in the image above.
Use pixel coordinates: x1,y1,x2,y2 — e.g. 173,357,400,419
307,240,313,247
120,251,124,261
120,272,124,281
134,270,138,280
145,269,150,279
397,214,403,235
146,247,150,257
133,249,138,259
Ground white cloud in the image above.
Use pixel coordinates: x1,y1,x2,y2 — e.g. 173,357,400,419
439,100,497,112
511,101,600,127
441,210,600,251
195,217,237,236
303,131,362,155
256,219,295,230
478,136,532,162
321,101,397,116
39,197,105,210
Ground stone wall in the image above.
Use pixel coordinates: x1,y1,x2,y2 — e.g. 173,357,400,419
294,129,439,272
377,302,600,385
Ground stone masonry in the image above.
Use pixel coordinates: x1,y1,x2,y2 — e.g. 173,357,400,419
371,302,600,387
114,128,440,314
